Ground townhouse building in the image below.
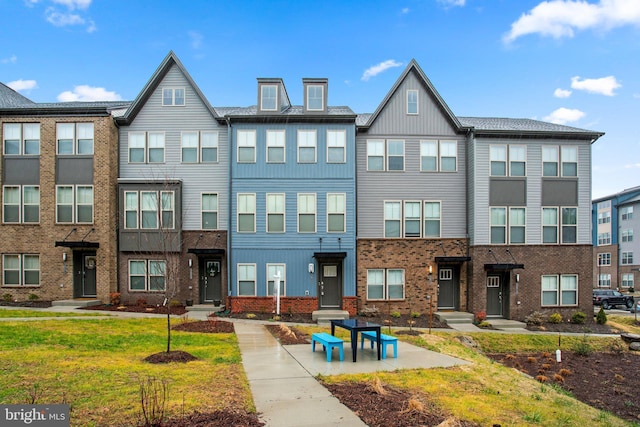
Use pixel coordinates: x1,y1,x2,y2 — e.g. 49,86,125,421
592,186,640,290
1,83,125,303
223,78,358,315
113,52,229,306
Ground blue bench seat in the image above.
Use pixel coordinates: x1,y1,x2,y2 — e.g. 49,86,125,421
311,332,344,362
360,331,398,359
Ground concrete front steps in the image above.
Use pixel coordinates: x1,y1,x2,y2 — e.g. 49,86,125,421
312,310,349,325
185,304,226,314
52,299,102,308
435,311,526,331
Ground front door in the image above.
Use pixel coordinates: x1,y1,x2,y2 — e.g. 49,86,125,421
486,275,503,317
437,267,456,309
318,262,342,309
73,251,97,298
200,259,221,303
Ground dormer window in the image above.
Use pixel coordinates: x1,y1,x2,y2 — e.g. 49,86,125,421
260,85,278,111
307,85,324,111
162,88,185,106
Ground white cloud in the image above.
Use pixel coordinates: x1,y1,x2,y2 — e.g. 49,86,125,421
401,7,410,14
437,0,466,7
543,107,586,124
52,0,91,10
554,88,572,98
503,0,640,43
189,31,204,49
1,55,17,64
361,60,403,81
57,85,122,102
624,162,640,169
7,79,38,92
571,75,621,96
46,9,84,26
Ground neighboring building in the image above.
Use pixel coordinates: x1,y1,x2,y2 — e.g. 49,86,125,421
1,83,126,303
592,186,640,290
113,52,229,306
356,60,604,321
224,77,358,314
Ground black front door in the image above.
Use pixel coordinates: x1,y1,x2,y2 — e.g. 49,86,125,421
73,251,97,298
486,275,503,317
318,261,342,309
437,267,457,310
200,259,221,303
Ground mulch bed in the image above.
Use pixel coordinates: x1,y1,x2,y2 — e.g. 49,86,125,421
80,304,189,315
322,380,480,427
526,321,621,334
143,350,199,364
264,324,310,345
173,319,235,333
487,350,640,423
0,300,52,308
160,410,264,426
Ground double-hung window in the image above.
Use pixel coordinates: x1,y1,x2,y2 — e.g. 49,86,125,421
366,269,405,300
598,232,611,246
598,211,611,224
3,254,40,286
407,90,418,114
297,130,317,163
561,207,577,243
201,193,218,230
440,141,457,172
387,140,404,171
128,132,164,163
237,264,256,296
267,264,286,296
129,260,166,291
57,123,94,155
50,186,87,224
3,185,39,224
238,193,256,233
561,146,577,177
490,145,507,176
598,274,611,287
141,192,158,229
162,88,185,106
266,193,285,233
622,252,634,265
160,192,174,229
420,140,457,172
622,274,634,288
424,201,441,237
182,131,220,162
125,191,138,229
621,206,633,220
307,85,324,111
404,201,421,238
542,208,558,244
384,201,401,237
490,207,507,244
266,130,285,163
509,146,526,176
260,85,277,111
327,193,345,233
297,193,316,233
543,207,577,244
542,146,559,176
622,229,634,242
237,130,256,163
367,140,385,171
326,130,346,163
129,190,173,230
597,253,611,266
420,141,438,171
509,207,526,244
542,275,577,306
3,123,40,155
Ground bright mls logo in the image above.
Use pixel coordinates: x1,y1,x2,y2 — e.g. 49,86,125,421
1,405,69,426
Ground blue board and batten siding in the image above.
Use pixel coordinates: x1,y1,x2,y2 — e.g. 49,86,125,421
229,122,356,298
118,65,229,231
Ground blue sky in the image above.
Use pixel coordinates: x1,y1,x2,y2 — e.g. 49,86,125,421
2,0,639,198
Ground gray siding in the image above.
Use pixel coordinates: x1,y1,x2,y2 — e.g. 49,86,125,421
367,70,458,137
471,138,592,245
3,158,39,184
119,65,228,231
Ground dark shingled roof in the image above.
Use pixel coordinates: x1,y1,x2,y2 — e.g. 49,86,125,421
0,82,36,107
458,117,599,134
218,105,355,117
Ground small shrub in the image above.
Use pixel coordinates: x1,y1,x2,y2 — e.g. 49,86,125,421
570,311,587,325
558,368,572,377
390,311,401,318
541,363,551,370
628,287,635,293
536,375,548,383
548,313,562,324
474,311,487,324
527,356,537,364
478,321,491,328
553,373,565,383
595,307,607,325
525,311,545,326
3,293,14,302
573,335,593,356
246,313,256,319
109,292,121,305
410,312,421,318
271,315,281,321
27,293,39,301
504,354,516,361
169,299,181,307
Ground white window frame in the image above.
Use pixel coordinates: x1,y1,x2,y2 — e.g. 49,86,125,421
621,206,633,221
297,193,316,233
2,185,39,224
128,260,166,292
56,122,94,156
509,145,527,177
365,268,405,300
509,207,526,244
407,90,418,114
297,130,317,163
542,207,558,244
266,193,285,233
266,263,286,296
201,131,218,163
561,207,577,244
56,185,74,224
128,132,146,163
237,193,256,233
598,232,611,246
490,207,507,244
622,274,634,288
424,201,441,238
598,273,611,287
2,254,40,287
266,130,286,163
237,130,256,163
181,131,199,163
420,140,438,172
124,191,138,229
260,85,278,111
75,185,94,224
403,200,421,238
597,253,611,266
542,146,559,177
141,191,159,229
327,193,345,233
237,263,257,296
326,129,346,163
440,141,457,172
3,123,40,156
162,87,185,106
201,193,218,230
561,146,578,177
490,145,507,176
147,132,165,163
307,85,324,111
367,140,385,171
160,191,174,229
384,201,401,238
387,140,404,171
622,229,633,242
622,252,634,265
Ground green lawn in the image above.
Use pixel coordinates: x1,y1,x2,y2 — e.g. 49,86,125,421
0,308,106,318
0,318,252,427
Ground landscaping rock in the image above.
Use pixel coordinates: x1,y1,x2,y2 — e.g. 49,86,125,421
630,342,640,352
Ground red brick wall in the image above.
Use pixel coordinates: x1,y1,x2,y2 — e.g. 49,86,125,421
229,296,358,315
